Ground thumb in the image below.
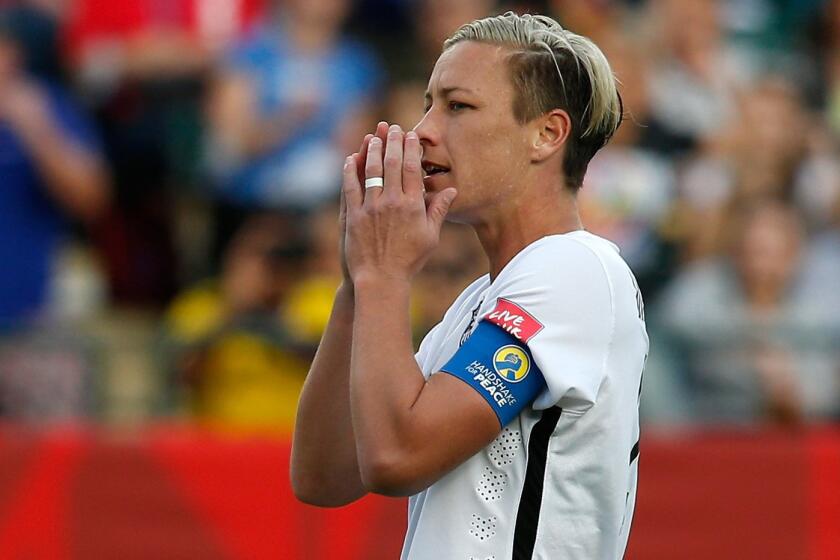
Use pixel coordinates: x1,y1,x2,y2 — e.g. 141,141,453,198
427,188,458,230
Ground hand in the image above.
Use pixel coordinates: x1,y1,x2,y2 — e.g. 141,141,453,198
339,122,389,284
342,123,457,284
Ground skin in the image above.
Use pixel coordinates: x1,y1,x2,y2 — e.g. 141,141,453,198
0,39,109,223
291,41,585,502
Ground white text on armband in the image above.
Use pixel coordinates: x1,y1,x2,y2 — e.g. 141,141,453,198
467,360,517,407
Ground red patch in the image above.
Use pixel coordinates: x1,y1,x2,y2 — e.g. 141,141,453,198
484,298,544,343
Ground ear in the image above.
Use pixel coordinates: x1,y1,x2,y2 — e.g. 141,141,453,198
530,109,572,164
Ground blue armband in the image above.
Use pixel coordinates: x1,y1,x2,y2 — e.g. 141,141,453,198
441,320,546,427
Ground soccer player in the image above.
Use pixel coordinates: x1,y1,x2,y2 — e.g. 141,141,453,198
291,12,649,559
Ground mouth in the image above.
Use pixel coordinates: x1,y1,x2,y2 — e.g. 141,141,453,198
422,160,451,180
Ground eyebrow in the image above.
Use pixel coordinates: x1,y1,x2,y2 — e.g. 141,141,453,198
424,86,476,103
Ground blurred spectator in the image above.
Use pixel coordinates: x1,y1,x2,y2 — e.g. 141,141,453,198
644,0,737,156
672,78,834,261
579,28,677,298
162,214,308,432
649,200,840,426
63,0,265,307
0,5,109,327
0,0,836,431
721,0,824,92
65,0,265,93
281,202,344,346
205,0,383,212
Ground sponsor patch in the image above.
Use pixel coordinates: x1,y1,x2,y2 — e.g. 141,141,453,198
484,298,543,343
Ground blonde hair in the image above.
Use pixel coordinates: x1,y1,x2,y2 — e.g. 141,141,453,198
445,12,622,189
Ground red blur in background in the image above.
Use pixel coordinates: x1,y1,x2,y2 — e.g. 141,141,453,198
0,426,837,560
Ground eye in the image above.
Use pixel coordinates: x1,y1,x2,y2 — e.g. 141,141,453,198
448,101,471,112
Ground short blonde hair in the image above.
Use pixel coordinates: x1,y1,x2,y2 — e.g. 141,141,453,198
445,12,622,189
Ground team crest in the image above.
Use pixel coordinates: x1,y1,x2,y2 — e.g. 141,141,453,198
492,346,530,383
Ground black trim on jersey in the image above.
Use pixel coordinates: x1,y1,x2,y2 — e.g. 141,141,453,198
630,440,640,464
512,406,562,560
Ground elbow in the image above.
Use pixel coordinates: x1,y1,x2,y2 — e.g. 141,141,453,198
289,461,361,508
291,479,341,508
358,451,422,497
290,469,344,508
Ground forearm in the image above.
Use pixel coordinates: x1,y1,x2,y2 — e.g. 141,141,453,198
16,121,109,222
350,276,428,492
290,283,366,506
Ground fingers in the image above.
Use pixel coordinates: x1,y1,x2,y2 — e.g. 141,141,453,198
403,130,424,196
364,137,384,202
426,188,458,231
355,134,374,184
343,155,363,211
375,121,389,143
355,121,389,183
383,124,404,196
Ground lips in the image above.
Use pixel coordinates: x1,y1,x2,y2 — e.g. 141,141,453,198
421,160,450,178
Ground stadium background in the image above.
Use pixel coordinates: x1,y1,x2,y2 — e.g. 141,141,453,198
0,0,839,557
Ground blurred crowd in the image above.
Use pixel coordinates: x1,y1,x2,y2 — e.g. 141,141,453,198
0,0,838,433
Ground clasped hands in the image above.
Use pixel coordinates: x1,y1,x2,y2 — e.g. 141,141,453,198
340,122,458,287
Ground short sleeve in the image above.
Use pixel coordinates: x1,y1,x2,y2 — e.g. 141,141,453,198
486,238,614,412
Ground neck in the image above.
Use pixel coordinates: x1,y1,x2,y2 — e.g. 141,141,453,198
474,181,583,280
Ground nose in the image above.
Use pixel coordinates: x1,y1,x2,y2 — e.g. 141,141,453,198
413,109,440,149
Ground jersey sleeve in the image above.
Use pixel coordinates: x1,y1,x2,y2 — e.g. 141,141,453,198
442,238,614,422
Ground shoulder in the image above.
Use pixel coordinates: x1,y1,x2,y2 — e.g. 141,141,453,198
495,233,614,306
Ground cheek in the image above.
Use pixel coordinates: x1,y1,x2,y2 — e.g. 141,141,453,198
446,115,528,190
470,137,528,184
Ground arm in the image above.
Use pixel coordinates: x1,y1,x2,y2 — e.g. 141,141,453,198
351,276,500,495
344,125,500,496
291,282,367,506
290,125,389,506
2,83,109,222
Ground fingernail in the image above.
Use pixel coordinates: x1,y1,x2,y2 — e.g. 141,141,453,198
405,131,417,140
370,137,381,145
344,156,353,168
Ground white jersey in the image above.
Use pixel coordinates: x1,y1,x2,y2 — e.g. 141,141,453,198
403,231,648,560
